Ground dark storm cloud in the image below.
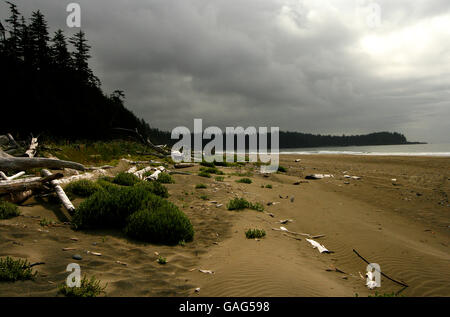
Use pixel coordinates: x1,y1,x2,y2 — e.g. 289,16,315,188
1,0,449,142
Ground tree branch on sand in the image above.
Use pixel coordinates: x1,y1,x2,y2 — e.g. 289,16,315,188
0,154,85,172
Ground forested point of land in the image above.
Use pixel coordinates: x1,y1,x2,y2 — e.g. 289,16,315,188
0,2,416,148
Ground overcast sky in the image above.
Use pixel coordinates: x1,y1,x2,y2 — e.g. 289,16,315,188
2,0,449,143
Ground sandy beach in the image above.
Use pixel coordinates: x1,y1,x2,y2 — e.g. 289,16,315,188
0,154,449,297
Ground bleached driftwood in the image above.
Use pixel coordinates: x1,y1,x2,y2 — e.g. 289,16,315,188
53,169,108,186
0,171,25,181
121,159,160,165
0,173,63,194
126,166,138,174
134,166,155,179
305,239,332,254
24,137,38,158
272,227,325,239
41,169,75,213
143,166,166,181
128,165,166,180
86,165,114,171
0,156,85,172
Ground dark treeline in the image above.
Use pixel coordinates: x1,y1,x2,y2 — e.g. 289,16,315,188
0,2,168,144
278,131,410,148
0,3,412,149
189,131,410,150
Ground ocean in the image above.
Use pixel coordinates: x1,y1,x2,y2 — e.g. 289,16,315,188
279,143,450,157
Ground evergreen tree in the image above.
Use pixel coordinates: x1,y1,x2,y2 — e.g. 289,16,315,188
4,1,21,55
29,10,50,69
51,29,71,68
18,16,33,64
69,30,99,86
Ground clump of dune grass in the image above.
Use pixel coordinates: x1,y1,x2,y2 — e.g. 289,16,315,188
195,183,207,189
0,257,36,282
368,291,404,297
112,172,140,186
232,171,253,177
198,171,211,178
59,275,106,297
200,161,215,168
200,166,224,175
245,229,266,239
265,184,272,189
236,178,252,184
277,166,287,173
0,200,20,220
215,176,224,182
199,195,209,200
65,180,103,197
226,198,264,212
156,172,175,184
39,218,57,227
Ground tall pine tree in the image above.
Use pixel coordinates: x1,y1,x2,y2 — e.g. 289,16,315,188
4,1,21,55
69,30,99,87
51,29,71,69
29,10,50,69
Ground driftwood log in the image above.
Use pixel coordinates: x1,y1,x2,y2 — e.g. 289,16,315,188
41,169,75,213
0,173,63,194
0,171,25,181
0,155,85,172
24,137,38,158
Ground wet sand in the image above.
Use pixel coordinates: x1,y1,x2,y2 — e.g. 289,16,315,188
0,155,449,296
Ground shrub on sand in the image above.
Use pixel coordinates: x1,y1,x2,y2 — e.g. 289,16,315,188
227,198,264,212
156,172,175,184
198,171,211,178
72,186,161,229
277,166,287,173
59,276,106,297
0,200,20,220
112,172,140,186
195,183,207,189
236,178,252,184
65,180,103,197
245,229,266,239
0,257,36,281
124,201,194,245
133,181,169,198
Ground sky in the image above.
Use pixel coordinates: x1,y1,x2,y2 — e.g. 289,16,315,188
1,0,449,143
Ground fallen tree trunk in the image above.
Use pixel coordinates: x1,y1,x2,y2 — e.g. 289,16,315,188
0,173,63,194
0,149,13,158
0,156,85,172
53,168,108,186
41,169,75,214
